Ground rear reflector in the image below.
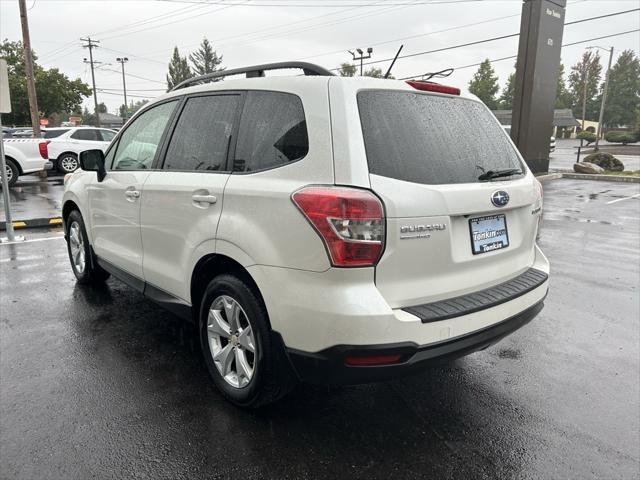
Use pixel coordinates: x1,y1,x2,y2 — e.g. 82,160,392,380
38,140,50,159
292,186,385,267
406,80,460,95
345,354,403,366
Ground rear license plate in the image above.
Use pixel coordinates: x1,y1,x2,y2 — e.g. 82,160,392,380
469,214,509,255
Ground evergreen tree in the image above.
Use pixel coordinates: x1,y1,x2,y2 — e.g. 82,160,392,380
554,64,572,109
602,50,640,128
189,38,224,76
568,51,602,121
468,59,499,110
498,72,515,110
166,47,192,91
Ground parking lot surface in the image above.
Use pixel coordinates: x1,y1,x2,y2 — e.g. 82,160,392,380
1,179,638,479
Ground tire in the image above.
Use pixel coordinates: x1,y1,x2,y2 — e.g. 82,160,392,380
65,210,110,285
2,158,19,187
58,153,79,173
199,274,293,408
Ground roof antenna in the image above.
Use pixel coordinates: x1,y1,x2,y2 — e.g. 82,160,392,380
384,45,404,79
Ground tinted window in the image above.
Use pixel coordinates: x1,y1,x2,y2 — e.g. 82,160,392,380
164,95,239,171
357,91,523,185
113,100,178,170
234,91,308,172
43,129,69,139
99,130,116,142
71,129,99,141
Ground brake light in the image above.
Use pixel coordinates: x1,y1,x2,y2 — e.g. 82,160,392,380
38,140,50,159
345,354,402,366
406,80,460,95
292,186,385,267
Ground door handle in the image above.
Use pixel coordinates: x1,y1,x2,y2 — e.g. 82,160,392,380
125,190,140,199
192,194,217,204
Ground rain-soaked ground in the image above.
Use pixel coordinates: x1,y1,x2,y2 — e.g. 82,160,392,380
0,173,64,223
1,179,639,479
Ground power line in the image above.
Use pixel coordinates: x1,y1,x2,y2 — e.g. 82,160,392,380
155,0,496,6
401,28,640,80
341,7,640,70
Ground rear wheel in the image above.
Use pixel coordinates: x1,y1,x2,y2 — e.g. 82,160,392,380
66,210,110,284
200,274,293,407
1,159,19,187
58,153,79,173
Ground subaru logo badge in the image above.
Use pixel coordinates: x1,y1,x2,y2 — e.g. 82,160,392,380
491,190,509,207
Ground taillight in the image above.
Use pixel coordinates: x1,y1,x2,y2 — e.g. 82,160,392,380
406,80,460,95
291,186,385,267
38,140,50,159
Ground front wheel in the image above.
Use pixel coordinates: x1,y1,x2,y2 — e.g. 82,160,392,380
58,153,79,173
200,274,293,407
65,210,110,284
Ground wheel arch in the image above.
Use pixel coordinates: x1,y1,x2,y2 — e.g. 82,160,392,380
57,151,78,161
190,253,269,327
4,156,22,174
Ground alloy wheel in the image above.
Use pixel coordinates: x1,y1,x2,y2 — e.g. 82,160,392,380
68,221,86,274
207,295,256,388
60,156,78,172
3,164,13,183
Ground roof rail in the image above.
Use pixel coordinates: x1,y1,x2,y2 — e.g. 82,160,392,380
171,61,335,91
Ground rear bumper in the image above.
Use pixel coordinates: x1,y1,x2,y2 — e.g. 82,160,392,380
286,299,544,385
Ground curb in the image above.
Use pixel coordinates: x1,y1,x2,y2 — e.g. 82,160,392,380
0,216,63,231
536,172,640,183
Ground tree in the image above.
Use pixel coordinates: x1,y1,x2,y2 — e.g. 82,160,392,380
96,102,108,114
166,46,192,91
602,50,640,128
554,64,572,109
362,67,394,79
499,72,515,110
338,63,356,77
468,59,499,110
119,99,149,118
568,51,602,121
0,40,91,125
189,38,224,76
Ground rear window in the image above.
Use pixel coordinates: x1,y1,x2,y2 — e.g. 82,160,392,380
357,91,523,185
43,129,69,138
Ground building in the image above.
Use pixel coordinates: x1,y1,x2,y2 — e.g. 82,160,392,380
492,108,580,138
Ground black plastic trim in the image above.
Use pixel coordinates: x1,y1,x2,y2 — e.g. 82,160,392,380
403,268,548,323
285,299,545,385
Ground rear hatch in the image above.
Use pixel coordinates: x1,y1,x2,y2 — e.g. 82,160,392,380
357,89,541,308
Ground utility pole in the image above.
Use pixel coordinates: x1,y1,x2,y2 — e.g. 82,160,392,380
116,57,129,123
349,47,373,76
589,46,614,150
18,0,41,138
81,37,101,127
581,64,589,131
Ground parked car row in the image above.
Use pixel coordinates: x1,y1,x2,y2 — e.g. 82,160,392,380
1,126,117,184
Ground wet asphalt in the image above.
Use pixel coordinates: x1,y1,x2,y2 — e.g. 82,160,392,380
1,179,639,480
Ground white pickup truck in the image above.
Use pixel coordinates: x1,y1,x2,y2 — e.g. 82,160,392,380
2,138,53,187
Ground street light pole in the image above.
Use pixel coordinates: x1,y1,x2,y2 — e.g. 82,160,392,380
591,46,614,150
116,57,129,123
349,47,373,76
580,65,589,132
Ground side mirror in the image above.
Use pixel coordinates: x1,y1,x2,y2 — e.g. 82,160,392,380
79,149,106,182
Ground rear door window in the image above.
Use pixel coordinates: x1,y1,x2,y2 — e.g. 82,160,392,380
163,95,239,172
357,91,523,185
233,91,308,173
99,129,116,142
71,129,100,141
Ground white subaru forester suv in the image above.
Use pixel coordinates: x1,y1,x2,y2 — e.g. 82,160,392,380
62,62,549,407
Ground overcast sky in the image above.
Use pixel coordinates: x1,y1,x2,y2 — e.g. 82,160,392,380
1,0,638,114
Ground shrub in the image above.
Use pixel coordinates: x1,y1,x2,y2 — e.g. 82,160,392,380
577,131,596,144
604,130,638,145
583,152,624,171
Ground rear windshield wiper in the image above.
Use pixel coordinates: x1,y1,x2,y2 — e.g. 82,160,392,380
478,168,523,181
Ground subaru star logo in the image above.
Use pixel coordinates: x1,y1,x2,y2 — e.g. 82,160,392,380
491,190,509,207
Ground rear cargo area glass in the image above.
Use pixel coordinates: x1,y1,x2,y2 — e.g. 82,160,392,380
357,91,523,185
